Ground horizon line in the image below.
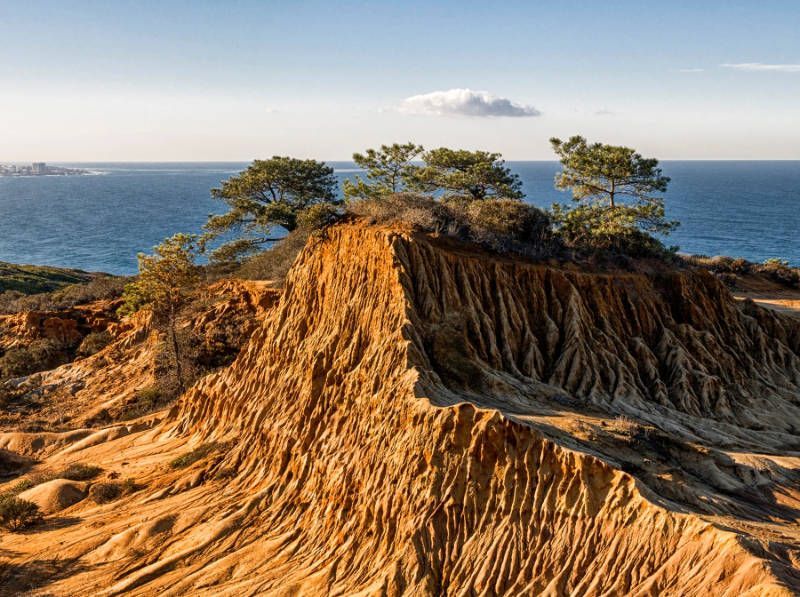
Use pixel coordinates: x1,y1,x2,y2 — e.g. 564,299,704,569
8,158,800,164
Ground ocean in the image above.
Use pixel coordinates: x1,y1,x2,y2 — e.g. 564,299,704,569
0,161,797,275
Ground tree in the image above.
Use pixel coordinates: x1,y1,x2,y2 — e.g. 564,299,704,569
343,142,423,200
120,234,200,392
411,148,524,200
204,157,339,262
550,135,678,248
549,136,676,243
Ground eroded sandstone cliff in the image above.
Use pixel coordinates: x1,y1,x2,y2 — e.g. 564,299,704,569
0,224,798,595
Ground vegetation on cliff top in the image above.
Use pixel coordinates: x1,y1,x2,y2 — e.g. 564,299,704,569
201,136,681,273
0,273,126,314
0,262,96,295
202,157,340,262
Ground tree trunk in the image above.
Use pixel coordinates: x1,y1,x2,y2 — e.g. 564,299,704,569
169,303,185,394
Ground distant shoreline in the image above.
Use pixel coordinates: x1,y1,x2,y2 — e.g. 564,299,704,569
0,162,91,177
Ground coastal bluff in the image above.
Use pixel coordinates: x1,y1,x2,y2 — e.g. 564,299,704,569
0,223,798,595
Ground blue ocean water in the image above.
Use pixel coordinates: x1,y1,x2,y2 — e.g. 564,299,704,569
0,161,797,275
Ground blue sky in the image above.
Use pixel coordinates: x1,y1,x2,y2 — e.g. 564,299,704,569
1,0,798,160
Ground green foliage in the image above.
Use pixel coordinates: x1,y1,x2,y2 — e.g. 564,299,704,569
77,331,113,357
550,136,670,207
59,463,103,481
1,479,34,498
88,479,136,504
119,234,201,394
0,262,94,295
550,136,677,250
686,255,798,288
119,234,200,318
296,203,343,232
0,339,65,380
411,148,523,200
0,495,42,530
234,230,311,285
0,275,127,315
0,463,101,497
204,157,339,262
347,194,557,258
457,198,556,255
116,385,174,421
169,442,223,469
763,257,790,267
343,142,423,200
551,202,672,257
88,482,121,504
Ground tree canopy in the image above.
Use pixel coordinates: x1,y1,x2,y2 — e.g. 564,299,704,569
204,157,339,262
120,233,201,391
343,142,423,200
550,136,676,247
120,233,200,317
411,148,524,200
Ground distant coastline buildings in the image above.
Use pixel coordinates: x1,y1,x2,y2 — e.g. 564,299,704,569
0,162,89,176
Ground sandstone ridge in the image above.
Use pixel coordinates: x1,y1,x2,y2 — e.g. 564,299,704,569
1,223,798,595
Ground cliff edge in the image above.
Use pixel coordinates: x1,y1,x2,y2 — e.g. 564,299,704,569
1,223,799,595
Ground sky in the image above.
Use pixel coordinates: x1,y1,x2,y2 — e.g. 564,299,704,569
0,0,798,161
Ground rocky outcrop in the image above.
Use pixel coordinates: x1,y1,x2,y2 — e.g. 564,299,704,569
1,224,798,595
165,225,799,595
0,304,118,352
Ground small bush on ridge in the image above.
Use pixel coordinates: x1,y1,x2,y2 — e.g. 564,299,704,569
169,442,224,469
116,385,174,420
0,339,66,381
59,463,103,481
77,331,113,357
88,478,137,504
0,496,42,530
347,194,559,258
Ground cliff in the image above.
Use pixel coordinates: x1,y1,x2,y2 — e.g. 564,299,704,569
0,224,798,595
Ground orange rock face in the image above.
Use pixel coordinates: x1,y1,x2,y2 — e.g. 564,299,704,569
0,224,798,595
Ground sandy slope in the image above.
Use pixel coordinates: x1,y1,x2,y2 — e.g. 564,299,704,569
0,224,799,595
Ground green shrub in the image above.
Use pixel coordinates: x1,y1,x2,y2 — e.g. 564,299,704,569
297,203,343,232
0,339,65,380
116,385,174,420
169,442,223,469
234,230,310,285
702,255,750,274
88,482,121,503
347,193,452,233
59,463,102,481
0,496,42,530
1,478,34,498
88,479,134,503
0,262,93,295
551,203,674,259
77,331,113,357
458,198,556,256
0,275,126,314
349,194,559,258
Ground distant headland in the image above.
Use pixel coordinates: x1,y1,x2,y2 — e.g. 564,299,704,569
0,162,89,177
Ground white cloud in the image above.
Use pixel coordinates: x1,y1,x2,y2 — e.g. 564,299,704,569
399,88,540,118
594,108,614,116
678,68,705,73
721,63,800,73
